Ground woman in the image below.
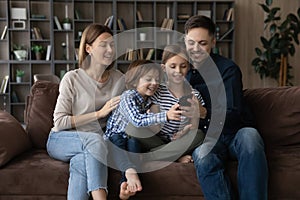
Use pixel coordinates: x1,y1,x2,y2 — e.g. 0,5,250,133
46,24,125,200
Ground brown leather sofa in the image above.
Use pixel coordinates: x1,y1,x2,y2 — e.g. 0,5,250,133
0,81,300,200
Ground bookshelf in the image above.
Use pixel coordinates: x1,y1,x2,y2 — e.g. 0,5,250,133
0,0,234,122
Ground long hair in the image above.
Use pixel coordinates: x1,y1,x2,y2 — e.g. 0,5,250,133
161,44,192,94
78,24,114,70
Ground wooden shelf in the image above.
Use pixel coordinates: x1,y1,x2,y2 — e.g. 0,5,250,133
0,0,234,121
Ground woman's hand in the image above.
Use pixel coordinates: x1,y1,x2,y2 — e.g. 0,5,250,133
96,96,121,119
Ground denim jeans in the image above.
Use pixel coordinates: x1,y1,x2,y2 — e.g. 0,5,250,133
47,131,108,200
108,134,141,183
192,127,268,200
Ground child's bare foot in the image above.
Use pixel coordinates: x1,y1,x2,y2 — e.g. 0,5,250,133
177,155,193,163
125,168,142,193
119,182,136,200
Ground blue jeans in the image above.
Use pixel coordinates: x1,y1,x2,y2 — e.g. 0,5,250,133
108,134,141,183
47,131,108,200
192,127,268,200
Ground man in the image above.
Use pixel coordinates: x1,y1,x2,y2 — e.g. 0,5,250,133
184,15,268,199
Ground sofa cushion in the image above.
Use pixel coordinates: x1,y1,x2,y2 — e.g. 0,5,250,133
244,86,300,149
0,149,68,196
25,81,59,149
0,111,32,167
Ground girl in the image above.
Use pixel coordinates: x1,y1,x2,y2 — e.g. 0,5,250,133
131,44,207,163
104,59,181,199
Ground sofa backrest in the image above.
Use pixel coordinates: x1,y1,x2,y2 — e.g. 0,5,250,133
24,81,59,149
25,82,300,151
244,86,300,150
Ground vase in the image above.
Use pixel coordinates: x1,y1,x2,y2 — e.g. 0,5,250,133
13,50,27,61
63,23,71,30
35,52,42,60
16,76,22,83
139,33,146,41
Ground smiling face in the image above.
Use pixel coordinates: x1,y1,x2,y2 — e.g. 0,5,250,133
185,27,215,65
136,69,160,99
163,54,189,85
86,32,115,67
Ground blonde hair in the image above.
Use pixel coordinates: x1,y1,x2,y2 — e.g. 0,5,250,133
161,44,189,65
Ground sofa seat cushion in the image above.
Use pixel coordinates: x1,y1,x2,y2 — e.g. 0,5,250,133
267,148,300,199
108,161,203,199
0,111,32,167
0,149,68,196
244,87,300,149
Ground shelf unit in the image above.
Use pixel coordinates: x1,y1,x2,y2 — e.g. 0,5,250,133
0,0,234,122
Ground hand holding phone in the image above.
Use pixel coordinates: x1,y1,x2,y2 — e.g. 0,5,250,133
179,94,193,107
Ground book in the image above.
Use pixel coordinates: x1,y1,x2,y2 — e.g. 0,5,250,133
219,27,234,40
146,49,154,60
160,18,168,29
223,8,234,21
223,9,229,20
11,91,19,103
54,16,62,30
0,75,9,94
104,16,111,26
136,10,143,21
226,8,234,21
177,14,190,20
75,9,82,20
31,14,46,19
104,16,114,29
166,18,174,30
117,18,127,31
31,28,36,39
33,27,43,40
0,25,7,40
46,45,51,61
107,16,114,29
197,10,211,18
160,18,173,30
138,48,144,59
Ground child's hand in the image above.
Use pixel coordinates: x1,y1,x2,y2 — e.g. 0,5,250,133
166,103,182,121
171,124,193,140
180,95,200,119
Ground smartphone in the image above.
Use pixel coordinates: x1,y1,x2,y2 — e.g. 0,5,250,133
179,94,193,107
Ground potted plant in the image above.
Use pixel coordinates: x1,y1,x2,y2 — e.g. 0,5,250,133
16,69,25,83
251,0,300,86
13,44,28,61
139,27,147,41
62,17,72,30
31,44,45,60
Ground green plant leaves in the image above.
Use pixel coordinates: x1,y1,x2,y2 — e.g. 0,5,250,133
259,4,270,13
252,0,300,86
